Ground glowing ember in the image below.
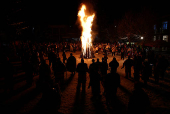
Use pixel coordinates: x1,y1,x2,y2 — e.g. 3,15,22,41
78,4,95,58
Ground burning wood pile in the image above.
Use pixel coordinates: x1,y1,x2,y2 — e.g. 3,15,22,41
78,4,95,58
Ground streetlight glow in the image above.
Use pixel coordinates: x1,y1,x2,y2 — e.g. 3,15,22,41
141,37,143,39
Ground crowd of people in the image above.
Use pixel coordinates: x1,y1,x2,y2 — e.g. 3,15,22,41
0,40,169,113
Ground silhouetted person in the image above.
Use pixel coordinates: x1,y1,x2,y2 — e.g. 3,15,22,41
142,61,152,86
56,44,59,54
104,53,108,63
127,82,150,114
24,60,34,86
39,51,44,62
154,59,160,83
88,59,98,76
104,66,120,106
23,50,30,62
53,58,66,88
49,50,56,68
48,50,53,67
112,46,116,56
51,51,57,70
76,58,88,93
121,48,124,60
109,57,119,73
137,54,143,74
159,56,169,79
95,58,102,74
122,56,133,78
38,60,61,109
133,55,140,81
141,48,146,60
3,57,14,93
62,43,65,52
66,53,76,75
101,58,108,78
103,47,106,54
88,59,101,99
73,43,76,53
62,51,67,64
31,50,39,75
38,60,52,91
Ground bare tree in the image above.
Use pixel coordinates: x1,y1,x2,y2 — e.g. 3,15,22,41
117,8,156,43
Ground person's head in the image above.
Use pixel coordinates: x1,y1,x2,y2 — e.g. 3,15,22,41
92,59,95,63
162,55,165,59
113,57,116,61
97,58,99,62
81,58,84,63
102,58,104,62
5,56,10,62
56,57,60,62
41,60,46,65
134,55,137,59
70,53,72,56
144,60,149,66
134,82,142,90
128,56,130,59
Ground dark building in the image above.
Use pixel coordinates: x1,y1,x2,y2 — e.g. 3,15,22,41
153,15,170,42
152,15,170,51
1,0,30,41
46,25,81,42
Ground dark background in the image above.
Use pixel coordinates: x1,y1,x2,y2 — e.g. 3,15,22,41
0,0,170,42
1,0,170,26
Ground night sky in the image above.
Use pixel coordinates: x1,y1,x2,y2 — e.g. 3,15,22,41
1,0,170,26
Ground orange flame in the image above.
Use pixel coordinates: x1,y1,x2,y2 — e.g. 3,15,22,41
78,4,95,58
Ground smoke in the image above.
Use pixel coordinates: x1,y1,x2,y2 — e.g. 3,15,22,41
75,1,98,42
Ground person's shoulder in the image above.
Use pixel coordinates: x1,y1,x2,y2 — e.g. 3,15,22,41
70,56,75,58
67,56,71,59
73,56,76,59
124,59,128,61
77,63,81,66
89,63,92,67
109,60,113,63
115,72,120,76
106,73,112,76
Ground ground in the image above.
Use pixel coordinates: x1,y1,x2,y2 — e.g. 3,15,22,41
0,51,170,114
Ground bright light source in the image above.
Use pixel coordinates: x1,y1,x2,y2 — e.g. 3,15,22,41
115,26,116,27
141,37,143,39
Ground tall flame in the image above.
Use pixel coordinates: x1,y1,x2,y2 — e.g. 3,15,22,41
78,4,95,58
